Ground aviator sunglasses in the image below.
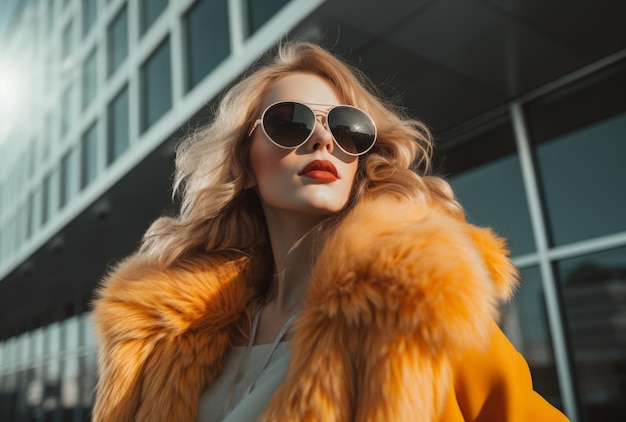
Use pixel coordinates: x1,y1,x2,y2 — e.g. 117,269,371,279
249,101,377,156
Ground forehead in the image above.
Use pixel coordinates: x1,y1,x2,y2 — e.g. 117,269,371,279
262,73,343,108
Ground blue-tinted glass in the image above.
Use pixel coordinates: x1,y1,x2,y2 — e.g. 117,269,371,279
82,0,97,35
184,0,229,90
82,48,97,108
140,0,167,35
107,5,128,77
556,247,626,421
81,122,98,188
107,86,129,164
247,0,289,35
141,38,171,132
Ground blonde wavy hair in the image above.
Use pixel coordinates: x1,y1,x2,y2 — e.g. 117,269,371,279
141,42,462,266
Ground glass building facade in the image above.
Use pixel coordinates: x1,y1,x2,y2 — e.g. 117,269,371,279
0,0,624,421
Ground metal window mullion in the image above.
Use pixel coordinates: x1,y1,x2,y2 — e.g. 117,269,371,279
229,0,248,55
511,102,578,422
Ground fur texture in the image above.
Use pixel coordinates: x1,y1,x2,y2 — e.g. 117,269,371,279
92,195,521,421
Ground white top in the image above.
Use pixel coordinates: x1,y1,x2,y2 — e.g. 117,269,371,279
198,342,291,422
198,310,296,422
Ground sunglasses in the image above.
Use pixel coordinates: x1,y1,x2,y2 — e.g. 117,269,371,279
249,101,377,156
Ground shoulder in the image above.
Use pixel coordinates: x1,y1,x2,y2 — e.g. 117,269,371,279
307,195,519,352
92,251,260,345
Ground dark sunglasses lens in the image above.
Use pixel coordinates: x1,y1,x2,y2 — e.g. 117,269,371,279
263,102,315,147
327,107,376,154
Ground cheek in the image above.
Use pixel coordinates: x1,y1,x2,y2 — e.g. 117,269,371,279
249,137,287,186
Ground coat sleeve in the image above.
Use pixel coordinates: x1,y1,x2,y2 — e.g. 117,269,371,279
442,320,570,421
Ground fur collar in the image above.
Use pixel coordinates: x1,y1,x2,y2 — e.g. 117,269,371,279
92,195,518,421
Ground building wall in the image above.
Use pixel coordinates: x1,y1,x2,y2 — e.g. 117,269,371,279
0,0,625,421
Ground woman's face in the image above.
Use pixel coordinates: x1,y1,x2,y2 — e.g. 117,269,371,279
249,73,359,220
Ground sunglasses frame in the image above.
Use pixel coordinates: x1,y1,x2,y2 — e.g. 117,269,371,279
248,101,377,156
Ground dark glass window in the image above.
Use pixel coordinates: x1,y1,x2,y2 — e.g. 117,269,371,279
41,174,51,225
61,85,73,136
82,48,97,108
47,0,54,34
26,194,34,240
247,0,289,35
184,0,229,91
527,60,626,246
62,20,74,60
82,0,98,36
556,247,626,421
107,4,128,77
139,0,167,35
107,86,129,164
434,117,535,256
140,38,172,132
81,122,98,189
59,151,71,209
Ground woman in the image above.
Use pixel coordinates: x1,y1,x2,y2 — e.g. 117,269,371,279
92,42,569,421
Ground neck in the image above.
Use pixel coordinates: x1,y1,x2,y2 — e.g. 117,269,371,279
261,206,326,314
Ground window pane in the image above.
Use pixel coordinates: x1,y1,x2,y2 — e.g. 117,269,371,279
107,85,129,164
61,85,73,136
82,48,97,109
556,247,626,421
534,114,626,246
59,151,70,209
82,0,98,36
141,37,172,132
41,174,51,225
184,0,229,90
247,0,289,35
435,119,535,256
81,121,98,189
139,0,167,35
527,59,626,246
107,5,128,77
62,20,74,61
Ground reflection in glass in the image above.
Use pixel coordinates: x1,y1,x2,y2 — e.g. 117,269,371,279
107,5,128,77
435,119,535,256
556,247,626,421
184,0,229,91
140,38,172,132
247,0,289,35
501,266,562,408
107,85,129,165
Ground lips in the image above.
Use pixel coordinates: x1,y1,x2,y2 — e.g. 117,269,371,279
298,160,338,181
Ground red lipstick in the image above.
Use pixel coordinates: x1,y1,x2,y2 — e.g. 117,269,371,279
298,160,338,181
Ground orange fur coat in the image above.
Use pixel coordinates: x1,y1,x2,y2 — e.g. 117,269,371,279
92,196,569,421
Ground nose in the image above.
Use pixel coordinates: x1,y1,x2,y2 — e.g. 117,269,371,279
307,115,334,153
